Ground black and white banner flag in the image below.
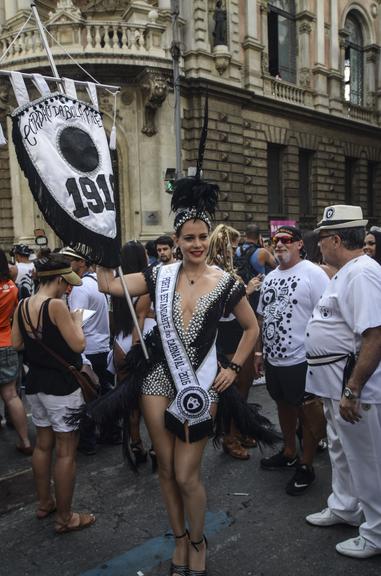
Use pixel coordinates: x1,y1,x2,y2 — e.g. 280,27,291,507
11,91,120,267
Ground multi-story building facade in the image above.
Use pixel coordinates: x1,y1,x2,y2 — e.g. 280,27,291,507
0,0,380,249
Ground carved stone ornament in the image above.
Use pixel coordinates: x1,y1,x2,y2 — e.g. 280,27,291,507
259,0,269,13
299,67,311,89
261,51,269,75
73,0,125,11
366,90,376,110
55,0,82,16
0,80,10,117
140,71,168,137
366,46,379,63
299,21,312,34
213,44,231,76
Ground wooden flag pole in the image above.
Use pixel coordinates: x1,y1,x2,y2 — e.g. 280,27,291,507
117,267,149,360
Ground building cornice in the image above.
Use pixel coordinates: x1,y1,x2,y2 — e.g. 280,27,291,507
183,77,381,137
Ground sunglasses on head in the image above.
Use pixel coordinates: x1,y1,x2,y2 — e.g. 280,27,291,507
272,235,295,246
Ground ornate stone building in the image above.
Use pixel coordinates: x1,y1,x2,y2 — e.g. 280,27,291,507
0,0,381,249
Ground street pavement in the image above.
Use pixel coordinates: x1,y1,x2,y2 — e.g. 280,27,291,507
1,386,380,576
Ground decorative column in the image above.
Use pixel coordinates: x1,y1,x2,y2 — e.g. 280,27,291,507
182,0,213,75
312,0,329,111
328,0,343,114
259,0,270,96
242,0,263,92
8,117,39,246
364,45,379,110
296,13,313,90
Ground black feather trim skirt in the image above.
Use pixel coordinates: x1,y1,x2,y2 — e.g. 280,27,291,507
66,330,281,469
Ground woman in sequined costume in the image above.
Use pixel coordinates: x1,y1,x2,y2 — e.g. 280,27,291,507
96,178,259,576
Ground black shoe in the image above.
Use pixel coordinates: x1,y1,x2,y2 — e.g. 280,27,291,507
286,464,315,496
260,450,299,470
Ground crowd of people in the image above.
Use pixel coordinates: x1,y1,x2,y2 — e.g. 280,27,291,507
1,189,381,571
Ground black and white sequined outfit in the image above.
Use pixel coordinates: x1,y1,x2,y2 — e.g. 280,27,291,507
141,265,246,402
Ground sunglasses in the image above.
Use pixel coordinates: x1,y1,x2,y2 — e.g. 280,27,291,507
272,235,295,246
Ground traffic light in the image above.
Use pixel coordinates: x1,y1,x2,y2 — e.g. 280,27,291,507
164,168,176,194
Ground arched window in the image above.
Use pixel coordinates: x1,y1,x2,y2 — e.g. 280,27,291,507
344,14,364,105
268,0,296,83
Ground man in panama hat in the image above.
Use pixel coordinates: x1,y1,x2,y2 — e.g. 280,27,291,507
304,205,381,559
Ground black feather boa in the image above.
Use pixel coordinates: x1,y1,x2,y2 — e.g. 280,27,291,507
66,331,281,469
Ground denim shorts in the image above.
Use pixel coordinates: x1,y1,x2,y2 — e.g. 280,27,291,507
0,347,19,385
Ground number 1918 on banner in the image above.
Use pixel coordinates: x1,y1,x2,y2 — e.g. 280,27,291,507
66,173,115,218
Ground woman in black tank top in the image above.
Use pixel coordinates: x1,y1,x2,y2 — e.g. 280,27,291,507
12,254,95,534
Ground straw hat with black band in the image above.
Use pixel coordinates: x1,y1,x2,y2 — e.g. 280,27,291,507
314,205,368,232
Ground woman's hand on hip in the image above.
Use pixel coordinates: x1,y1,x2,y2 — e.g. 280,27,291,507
213,367,236,393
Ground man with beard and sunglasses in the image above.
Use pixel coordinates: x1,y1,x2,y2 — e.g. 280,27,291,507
255,226,329,495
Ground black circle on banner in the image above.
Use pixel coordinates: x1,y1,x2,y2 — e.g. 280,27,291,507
58,127,99,173
176,387,210,420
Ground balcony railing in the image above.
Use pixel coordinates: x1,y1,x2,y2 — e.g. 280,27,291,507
345,102,380,125
0,18,168,65
263,75,313,107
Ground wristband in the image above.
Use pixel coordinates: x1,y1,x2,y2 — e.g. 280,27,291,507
228,361,242,374
254,352,263,357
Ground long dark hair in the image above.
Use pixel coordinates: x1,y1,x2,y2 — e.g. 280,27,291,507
112,241,148,337
368,229,381,265
0,249,11,281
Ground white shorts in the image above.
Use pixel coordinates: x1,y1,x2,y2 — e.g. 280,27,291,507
28,388,84,433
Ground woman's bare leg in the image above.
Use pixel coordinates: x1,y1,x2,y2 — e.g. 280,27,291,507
141,395,187,570
54,431,79,524
0,381,31,447
174,435,209,571
174,403,216,572
32,426,55,512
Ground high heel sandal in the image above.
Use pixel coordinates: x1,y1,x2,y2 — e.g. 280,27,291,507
188,535,208,576
170,530,189,576
149,446,157,473
130,440,147,466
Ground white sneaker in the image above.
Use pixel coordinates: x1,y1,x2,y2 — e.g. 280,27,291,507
336,536,381,558
306,508,360,527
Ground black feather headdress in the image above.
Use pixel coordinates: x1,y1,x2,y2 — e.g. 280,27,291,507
171,92,219,233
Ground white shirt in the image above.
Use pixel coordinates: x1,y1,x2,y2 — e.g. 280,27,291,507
68,272,110,355
15,262,35,297
257,260,329,367
305,255,381,403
